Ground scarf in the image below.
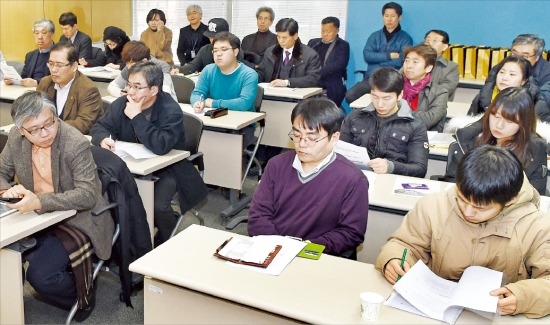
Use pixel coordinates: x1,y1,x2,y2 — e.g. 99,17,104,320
403,73,432,111
52,223,94,310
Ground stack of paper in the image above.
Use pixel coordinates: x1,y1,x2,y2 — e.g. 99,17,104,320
113,141,158,159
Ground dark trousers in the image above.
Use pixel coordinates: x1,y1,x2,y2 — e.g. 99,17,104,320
153,168,178,245
25,233,76,309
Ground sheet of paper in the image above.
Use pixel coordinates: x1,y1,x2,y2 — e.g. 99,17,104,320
334,140,370,169
78,66,118,72
114,141,158,159
427,131,455,148
392,177,441,197
180,103,212,116
0,64,22,84
449,266,501,314
258,82,296,91
393,261,462,323
226,235,306,276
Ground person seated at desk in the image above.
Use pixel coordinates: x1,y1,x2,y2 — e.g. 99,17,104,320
511,34,550,105
446,87,547,194
422,29,459,101
376,145,550,318
402,44,448,132
241,7,278,68
103,26,131,70
307,16,350,107
176,4,211,66
345,1,412,104
3,19,54,87
0,91,114,321
91,61,207,246
57,12,92,66
36,42,103,135
256,18,321,88
140,8,173,67
468,55,548,122
190,32,258,145
248,98,369,257
107,40,177,101
340,68,429,178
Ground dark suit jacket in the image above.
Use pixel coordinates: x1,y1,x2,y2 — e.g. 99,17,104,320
257,40,321,88
59,30,93,60
21,48,50,82
0,122,114,259
37,70,103,135
307,36,350,106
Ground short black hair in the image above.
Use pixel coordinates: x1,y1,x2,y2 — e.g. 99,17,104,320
425,29,449,44
457,145,524,207
382,2,403,16
128,61,164,89
321,16,340,29
146,9,166,24
59,12,77,26
51,42,79,64
275,18,299,36
212,32,241,50
291,98,343,137
369,67,403,95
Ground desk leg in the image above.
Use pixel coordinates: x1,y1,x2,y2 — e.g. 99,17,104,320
0,248,24,324
135,178,155,246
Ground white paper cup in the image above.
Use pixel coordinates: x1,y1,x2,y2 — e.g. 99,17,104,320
360,291,384,321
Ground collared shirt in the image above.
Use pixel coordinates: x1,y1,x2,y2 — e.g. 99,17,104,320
54,77,76,117
292,150,335,178
283,46,294,62
69,30,78,43
39,42,54,54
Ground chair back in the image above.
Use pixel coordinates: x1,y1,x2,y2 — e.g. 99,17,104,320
91,47,102,59
254,86,264,112
182,112,203,155
171,75,195,104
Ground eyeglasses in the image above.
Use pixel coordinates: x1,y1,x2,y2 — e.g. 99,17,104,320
126,83,150,91
511,50,537,59
47,61,72,68
212,47,236,55
21,118,56,136
288,131,329,147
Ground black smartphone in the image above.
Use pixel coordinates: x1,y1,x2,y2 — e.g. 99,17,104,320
0,197,22,203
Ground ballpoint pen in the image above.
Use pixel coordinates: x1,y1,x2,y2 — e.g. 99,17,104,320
397,247,407,281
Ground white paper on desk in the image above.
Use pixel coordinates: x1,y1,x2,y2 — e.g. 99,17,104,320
258,82,296,91
334,140,370,169
427,131,455,148
114,141,158,159
0,64,22,84
180,103,212,116
226,235,306,276
79,66,118,72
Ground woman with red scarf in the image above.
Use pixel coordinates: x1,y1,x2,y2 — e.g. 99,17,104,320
402,44,448,132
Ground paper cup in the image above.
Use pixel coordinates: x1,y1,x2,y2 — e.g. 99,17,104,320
360,291,384,321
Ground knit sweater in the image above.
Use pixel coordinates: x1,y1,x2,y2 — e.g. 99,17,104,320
248,151,369,255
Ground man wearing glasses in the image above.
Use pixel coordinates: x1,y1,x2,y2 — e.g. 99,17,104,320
248,97,369,258
91,61,207,246
510,34,550,104
241,7,278,67
422,30,459,101
36,42,102,135
190,32,258,145
0,91,114,321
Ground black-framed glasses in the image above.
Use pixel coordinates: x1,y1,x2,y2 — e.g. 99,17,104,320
126,83,150,91
46,61,72,68
21,118,57,136
212,47,236,55
288,131,329,147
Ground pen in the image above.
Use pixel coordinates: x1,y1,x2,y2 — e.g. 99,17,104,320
397,248,407,281
109,134,116,151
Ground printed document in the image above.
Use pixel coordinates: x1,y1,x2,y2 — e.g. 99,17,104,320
385,260,502,324
0,64,22,85
334,140,370,169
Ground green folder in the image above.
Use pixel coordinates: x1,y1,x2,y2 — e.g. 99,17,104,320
297,242,325,260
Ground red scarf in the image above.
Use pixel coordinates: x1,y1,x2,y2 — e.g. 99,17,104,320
403,73,432,111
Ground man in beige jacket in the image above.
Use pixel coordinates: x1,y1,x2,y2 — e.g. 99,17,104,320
376,145,550,318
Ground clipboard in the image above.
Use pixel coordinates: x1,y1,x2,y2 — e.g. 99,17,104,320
214,237,282,268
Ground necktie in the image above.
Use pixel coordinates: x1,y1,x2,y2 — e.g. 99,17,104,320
283,51,290,66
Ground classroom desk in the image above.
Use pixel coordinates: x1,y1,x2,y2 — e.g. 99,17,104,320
78,66,120,82
459,78,484,89
260,86,323,148
0,83,35,126
129,224,548,325
1,210,76,324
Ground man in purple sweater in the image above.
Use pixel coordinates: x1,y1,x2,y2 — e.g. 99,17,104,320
248,98,369,258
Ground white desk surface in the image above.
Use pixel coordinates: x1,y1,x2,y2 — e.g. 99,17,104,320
78,66,120,80
130,224,546,324
350,94,470,119
0,83,35,101
262,86,322,100
0,210,76,248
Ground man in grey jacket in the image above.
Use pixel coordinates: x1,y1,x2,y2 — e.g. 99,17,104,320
423,29,459,101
